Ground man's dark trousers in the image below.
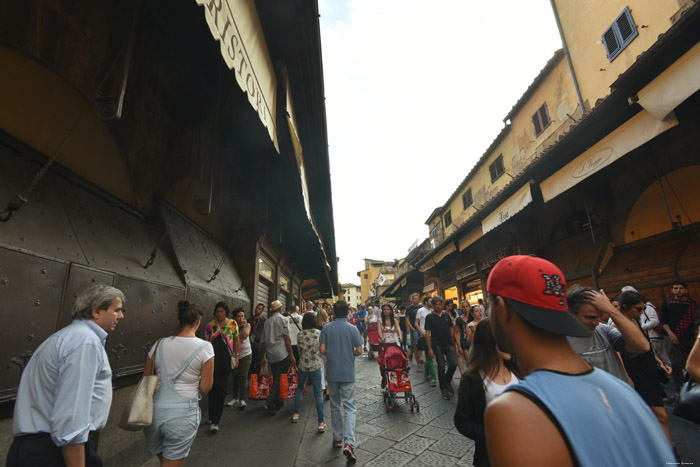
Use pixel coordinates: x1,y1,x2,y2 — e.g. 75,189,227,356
266,357,290,409
434,345,458,390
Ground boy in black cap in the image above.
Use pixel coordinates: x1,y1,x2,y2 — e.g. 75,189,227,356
484,255,673,467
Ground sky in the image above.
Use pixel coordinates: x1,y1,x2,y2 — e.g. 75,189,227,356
318,0,563,285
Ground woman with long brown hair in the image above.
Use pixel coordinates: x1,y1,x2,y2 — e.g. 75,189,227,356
454,318,522,467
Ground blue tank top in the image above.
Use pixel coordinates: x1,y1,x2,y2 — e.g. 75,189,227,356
507,368,673,467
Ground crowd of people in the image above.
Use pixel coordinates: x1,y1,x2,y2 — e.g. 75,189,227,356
7,260,700,466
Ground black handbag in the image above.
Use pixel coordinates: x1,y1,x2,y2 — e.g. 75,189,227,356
656,364,670,385
673,376,700,425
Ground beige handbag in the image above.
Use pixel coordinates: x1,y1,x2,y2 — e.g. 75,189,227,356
118,339,161,431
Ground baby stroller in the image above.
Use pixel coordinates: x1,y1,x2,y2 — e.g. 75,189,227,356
367,321,380,359
379,344,418,413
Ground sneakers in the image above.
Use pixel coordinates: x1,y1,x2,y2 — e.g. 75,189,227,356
333,439,343,448
209,423,219,432
430,379,437,387
441,388,450,400
343,443,357,462
239,400,247,409
226,399,239,407
318,423,327,433
291,413,300,423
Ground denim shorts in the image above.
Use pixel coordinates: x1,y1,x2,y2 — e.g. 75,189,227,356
411,330,421,350
145,405,201,460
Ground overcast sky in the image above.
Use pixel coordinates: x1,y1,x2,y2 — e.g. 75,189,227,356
318,0,563,285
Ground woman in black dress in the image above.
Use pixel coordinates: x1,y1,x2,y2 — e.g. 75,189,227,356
618,290,673,449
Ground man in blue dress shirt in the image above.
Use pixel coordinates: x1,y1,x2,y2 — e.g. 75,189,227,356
8,284,126,467
320,300,363,463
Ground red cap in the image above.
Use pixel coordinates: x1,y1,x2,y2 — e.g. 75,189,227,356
487,255,589,337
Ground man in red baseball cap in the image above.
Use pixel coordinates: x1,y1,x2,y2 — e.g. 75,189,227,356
484,255,673,467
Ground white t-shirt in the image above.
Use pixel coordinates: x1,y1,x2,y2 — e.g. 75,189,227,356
482,370,520,405
149,336,214,399
416,307,431,332
288,313,302,345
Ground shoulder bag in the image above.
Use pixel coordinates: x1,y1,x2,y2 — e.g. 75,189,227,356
674,375,700,425
118,339,162,431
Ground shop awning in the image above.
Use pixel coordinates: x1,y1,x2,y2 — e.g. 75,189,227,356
458,226,483,252
385,276,408,296
419,258,435,273
540,110,678,203
637,42,700,121
420,242,456,272
482,183,533,234
281,68,331,276
195,0,278,151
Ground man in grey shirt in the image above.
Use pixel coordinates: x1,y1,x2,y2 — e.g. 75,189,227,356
566,285,649,382
261,300,296,413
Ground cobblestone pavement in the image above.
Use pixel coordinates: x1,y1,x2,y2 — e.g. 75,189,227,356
137,350,472,467
294,351,473,467
137,349,699,467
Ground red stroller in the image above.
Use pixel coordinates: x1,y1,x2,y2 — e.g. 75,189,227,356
379,344,418,413
367,321,380,359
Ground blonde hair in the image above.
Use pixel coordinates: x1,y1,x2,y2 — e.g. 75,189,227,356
316,308,329,327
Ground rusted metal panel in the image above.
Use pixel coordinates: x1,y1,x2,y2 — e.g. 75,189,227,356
0,147,87,263
59,182,183,288
158,201,250,307
57,264,116,330
109,275,185,377
0,247,68,402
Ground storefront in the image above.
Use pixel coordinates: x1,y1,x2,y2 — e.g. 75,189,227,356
456,264,482,305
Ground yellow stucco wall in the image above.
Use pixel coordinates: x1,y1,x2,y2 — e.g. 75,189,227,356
554,0,680,105
0,44,137,208
359,268,371,303
441,55,578,239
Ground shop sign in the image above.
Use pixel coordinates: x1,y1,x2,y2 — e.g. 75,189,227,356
456,264,477,281
478,248,510,271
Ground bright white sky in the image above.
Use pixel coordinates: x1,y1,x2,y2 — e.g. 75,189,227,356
318,0,562,285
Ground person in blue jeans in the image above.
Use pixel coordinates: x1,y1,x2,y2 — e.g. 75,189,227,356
292,313,326,432
320,301,363,463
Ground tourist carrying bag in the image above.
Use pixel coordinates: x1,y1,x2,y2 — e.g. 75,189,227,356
279,365,299,399
674,375,700,425
118,339,161,431
248,365,272,400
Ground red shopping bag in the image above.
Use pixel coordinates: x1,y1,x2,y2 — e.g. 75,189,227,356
279,365,299,399
248,370,272,400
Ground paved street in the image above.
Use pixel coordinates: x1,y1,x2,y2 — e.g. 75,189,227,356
134,351,699,467
137,351,472,467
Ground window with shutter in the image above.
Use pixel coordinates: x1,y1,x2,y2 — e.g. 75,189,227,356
444,211,452,227
462,188,473,210
489,155,505,182
602,7,638,62
532,103,551,137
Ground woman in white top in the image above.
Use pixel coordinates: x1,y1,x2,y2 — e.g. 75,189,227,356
454,319,521,467
228,308,252,408
377,304,403,389
377,304,402,345
144,300,214,467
